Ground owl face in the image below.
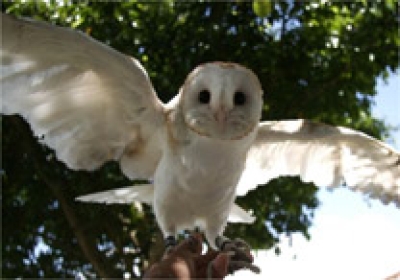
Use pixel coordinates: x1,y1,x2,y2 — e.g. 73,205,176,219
181,62,263,140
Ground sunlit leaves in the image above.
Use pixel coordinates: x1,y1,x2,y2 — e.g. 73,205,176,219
253,0,273,17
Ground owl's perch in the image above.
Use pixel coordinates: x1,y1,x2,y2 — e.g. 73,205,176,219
143,233,260,279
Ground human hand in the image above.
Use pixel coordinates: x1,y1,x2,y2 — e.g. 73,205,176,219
143,234,259,279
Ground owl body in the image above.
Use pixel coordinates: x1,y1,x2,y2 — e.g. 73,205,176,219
153,101,258,246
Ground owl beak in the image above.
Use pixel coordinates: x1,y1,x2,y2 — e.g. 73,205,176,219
214,108,227,127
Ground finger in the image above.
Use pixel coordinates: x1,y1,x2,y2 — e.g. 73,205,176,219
207,252,231,279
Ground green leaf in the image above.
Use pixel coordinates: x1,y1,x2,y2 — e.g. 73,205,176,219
253,0,272,18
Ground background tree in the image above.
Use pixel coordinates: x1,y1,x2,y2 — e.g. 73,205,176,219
1,0,398,278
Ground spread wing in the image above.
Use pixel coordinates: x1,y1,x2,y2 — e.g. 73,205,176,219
1,13,165,179
237,119,400,207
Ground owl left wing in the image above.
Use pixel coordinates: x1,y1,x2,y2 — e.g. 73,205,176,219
236,119,400,207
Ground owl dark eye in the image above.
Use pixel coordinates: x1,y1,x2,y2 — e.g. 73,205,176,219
234,91,246,106
198,90,211,104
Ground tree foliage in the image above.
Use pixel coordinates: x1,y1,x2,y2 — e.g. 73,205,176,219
1,1,398,278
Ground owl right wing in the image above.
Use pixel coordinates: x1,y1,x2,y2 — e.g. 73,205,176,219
1,13,165,179
237,120,400,207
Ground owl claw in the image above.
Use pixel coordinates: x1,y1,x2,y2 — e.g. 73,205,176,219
215,236,261,275
164,236,177,253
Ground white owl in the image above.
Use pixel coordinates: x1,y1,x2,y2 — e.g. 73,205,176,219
2,13,400,250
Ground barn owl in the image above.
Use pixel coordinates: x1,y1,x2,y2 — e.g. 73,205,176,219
2,13,400,250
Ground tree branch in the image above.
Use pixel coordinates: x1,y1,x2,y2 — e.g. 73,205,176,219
11,116,119,278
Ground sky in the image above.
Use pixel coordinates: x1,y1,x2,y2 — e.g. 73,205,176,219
229,72,400,280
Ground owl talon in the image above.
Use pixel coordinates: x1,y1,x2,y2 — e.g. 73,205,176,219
215,236,260,274
164,236,177,253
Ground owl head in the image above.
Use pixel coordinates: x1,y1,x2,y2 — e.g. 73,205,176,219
180,62,263,140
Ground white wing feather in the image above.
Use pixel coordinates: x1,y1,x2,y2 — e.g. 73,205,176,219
76,185,154,205
228,204,256,224
76,185,255,224
1,13,164,179
237,120,400,206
